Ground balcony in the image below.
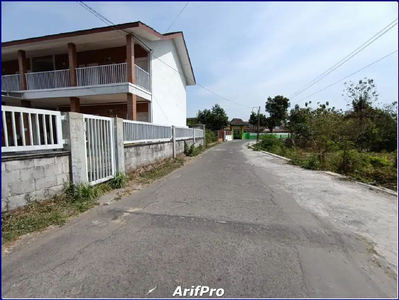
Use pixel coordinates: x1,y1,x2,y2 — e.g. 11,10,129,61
1,74,21,91
26,69,70,90
1,63,150,92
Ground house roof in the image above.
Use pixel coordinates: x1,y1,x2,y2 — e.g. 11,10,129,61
1,21,196,85
230,118,247,126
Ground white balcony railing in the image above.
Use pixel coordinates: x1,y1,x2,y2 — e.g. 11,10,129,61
26,69,70,90
76,63,127,87
2,63,151,92
1,74,21,91
135,65,150,91
1,105,63,153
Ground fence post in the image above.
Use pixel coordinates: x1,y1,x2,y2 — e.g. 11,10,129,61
114,117,125,173
172,125,176,158
202,124,206,146
193,127,195,146
63,112,88,184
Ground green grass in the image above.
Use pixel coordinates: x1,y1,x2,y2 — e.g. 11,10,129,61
135,157,185,184
251,137,397,191
2,182,111,245
184,141,221,157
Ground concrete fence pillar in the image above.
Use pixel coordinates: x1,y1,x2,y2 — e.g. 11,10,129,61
202,124,206,146
114,117,125,173
172,126,176,159
63,112,88,184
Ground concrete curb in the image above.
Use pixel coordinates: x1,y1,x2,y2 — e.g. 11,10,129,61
261,151,291,162
258,149,398,197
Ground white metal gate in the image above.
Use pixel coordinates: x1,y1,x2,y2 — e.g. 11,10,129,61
84,114,116,185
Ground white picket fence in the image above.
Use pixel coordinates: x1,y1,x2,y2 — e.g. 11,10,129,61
1,105,63,153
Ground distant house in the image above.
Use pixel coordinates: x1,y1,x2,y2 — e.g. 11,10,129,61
1,21,196,127
229,118,247,139
230,118,247,126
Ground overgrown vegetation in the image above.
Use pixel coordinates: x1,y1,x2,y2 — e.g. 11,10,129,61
252,78,397,191
184,142,204,157
109,171,128,189
206,129,218,145
184,140,220,157
135,157,185,184
2,182,112,244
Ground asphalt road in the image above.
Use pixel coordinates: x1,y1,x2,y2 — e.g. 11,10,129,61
2,141,397,298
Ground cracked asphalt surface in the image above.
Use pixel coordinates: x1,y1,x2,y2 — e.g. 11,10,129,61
2,141,397,298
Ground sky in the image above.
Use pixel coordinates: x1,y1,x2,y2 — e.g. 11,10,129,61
1,1,398,121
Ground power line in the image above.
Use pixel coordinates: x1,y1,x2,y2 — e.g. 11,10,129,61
292,49,398,106
290,18,398,99
165,3,189,33
76,1,250,109
152,2,189,52
77,1,152,51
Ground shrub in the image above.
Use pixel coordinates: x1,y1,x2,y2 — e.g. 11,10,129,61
290,154,305,166
258,134,284,151
303,155,321,170
185,144,204,157
184,142,189,155
338,149,363,175
369,156,392,168
205,129,218,145
109,172,128,189
62,183,105,211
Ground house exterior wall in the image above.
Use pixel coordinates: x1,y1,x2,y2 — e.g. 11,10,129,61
149,39,187,127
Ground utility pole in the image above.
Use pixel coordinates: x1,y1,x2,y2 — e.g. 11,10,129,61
256,106,261,142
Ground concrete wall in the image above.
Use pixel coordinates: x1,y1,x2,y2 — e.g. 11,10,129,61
149,39,187,127
124,138,204,173
2,152,70,211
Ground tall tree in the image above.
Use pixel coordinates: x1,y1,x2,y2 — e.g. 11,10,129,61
196,104,229,131
248,112,258,131
249,112,268,131
343,78,378,131
265,95,290,133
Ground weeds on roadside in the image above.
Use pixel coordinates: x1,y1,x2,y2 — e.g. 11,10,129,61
251,135,397,190
136,157,185,183
3,181,113,245
109,172,128,189
184,141,219,157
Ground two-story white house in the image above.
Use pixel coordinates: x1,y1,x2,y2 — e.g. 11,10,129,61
1,21,196,127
